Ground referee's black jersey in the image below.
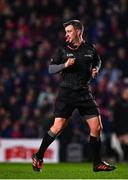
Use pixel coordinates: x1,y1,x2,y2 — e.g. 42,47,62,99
49,42,101,90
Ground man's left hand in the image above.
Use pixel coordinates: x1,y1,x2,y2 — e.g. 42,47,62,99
91,68,98,78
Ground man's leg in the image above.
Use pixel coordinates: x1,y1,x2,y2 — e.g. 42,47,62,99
32,117,67,171
87,115,116,171
87,115,102,165
119,134,128,161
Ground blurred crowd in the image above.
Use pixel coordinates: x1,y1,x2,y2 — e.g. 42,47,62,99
0,0,128,161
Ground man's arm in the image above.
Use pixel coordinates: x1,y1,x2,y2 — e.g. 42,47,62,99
48,47,64,74
49,64,65,74
49,57,75,74
92,49,101,78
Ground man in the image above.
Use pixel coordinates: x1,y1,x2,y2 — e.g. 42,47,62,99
32,20,116,172
113,87,128,161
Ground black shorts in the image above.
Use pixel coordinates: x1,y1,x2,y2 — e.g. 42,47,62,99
53,87,100,119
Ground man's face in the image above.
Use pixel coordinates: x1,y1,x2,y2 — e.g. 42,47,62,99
122,89,128,101
65,25,78,43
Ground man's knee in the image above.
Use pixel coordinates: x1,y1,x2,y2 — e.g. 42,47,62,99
87,116,103,136
50,117,67,134
90,124,102,133
96,123,103,132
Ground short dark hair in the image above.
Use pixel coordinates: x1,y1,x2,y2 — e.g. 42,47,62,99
63,19,84,35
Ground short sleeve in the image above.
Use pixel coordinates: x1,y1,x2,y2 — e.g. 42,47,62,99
92,48,101,70
50,47,63,65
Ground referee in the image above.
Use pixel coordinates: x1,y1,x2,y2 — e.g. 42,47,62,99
32,20,116,172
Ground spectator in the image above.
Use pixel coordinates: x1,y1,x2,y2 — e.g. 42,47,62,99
113,88,128,161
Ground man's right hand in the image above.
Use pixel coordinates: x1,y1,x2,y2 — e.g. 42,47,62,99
64,58,75,68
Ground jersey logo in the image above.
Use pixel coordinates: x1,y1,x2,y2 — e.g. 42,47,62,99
84,54,92,57
66,53,74,57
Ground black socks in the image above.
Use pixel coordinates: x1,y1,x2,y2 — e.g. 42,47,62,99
36,130,56,160
90,136,101,166
36,132,102,165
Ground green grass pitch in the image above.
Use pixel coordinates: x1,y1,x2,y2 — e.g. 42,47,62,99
0,162,128,179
